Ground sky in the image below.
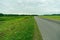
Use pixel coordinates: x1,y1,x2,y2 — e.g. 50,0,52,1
0,0,60,15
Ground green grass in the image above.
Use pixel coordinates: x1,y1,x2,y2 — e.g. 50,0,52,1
40,16,60,21
33,22,43,40
0,16,42,40
0,16,23,21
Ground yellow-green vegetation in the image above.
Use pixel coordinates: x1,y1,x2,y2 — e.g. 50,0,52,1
0,16,42,40
40,16,60,21
33,22,43,40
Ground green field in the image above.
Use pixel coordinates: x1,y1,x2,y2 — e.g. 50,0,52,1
40,16,60,21
0,16,42,40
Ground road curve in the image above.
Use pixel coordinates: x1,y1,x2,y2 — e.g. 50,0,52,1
34,16,60,40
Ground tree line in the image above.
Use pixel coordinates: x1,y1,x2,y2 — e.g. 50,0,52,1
43,14,60,16
0,13,38,16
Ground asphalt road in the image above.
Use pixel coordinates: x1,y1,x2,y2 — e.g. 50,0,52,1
34,16,60,40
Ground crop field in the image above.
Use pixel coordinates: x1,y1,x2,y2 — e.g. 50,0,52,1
0,16,42,40
40,16,60,21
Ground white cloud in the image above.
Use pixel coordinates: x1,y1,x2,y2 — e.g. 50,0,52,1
0,0,60,14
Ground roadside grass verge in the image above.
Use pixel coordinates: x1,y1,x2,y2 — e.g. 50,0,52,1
33,20,43,40
40,16,60,21
0,16,34,40
0,16,42,40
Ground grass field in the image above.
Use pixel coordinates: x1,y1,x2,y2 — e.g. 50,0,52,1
0,16,42,40
40,16,60,21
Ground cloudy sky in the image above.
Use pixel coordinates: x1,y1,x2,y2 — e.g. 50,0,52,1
0,0,60,15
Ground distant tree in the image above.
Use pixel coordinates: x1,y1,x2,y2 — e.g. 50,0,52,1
43,14,60,16
52,14,60,16
0,13,4,16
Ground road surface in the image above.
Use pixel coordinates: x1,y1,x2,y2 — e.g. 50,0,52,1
34,16,60,40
